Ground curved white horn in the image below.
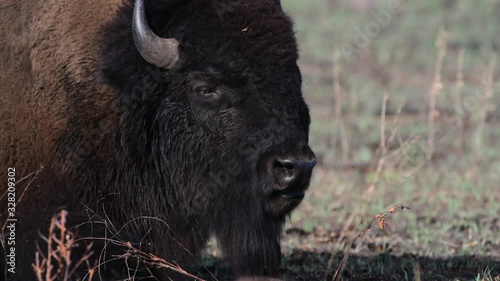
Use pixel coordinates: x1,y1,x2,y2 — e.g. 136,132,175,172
132,0,179,69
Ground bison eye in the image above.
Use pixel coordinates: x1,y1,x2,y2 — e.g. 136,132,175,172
194,86,220,99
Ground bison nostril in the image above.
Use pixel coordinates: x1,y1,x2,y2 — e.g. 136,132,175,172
274,159,297,182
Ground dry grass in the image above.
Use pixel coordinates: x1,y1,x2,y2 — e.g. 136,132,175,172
33,210,96,281
332,205,411,281
323,88,412,280
426,28,447,160
332,48,349,166
474,53,497,157
111,240,206,280
33,210,205,281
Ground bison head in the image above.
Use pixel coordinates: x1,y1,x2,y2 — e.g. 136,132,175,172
99,0,316,276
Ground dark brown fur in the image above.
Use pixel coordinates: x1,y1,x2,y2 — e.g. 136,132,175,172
0,1,123,280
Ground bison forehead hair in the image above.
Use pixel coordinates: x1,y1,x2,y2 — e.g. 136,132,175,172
103,0,299,83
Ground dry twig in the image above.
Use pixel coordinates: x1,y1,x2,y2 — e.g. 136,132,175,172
453,48,465,154
474,54,497,155
325,90,395,280
332,205,411,281
32,210,95,281
333,49,349,166
427,28,447,160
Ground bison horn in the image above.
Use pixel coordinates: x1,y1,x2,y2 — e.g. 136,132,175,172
132,0,179,69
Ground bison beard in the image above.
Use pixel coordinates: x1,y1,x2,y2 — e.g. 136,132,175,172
0,0,315,280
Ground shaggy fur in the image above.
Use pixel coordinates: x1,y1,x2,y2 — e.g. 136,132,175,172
0,0,314,280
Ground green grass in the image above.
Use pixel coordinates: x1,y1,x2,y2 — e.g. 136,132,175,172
274,0,500,280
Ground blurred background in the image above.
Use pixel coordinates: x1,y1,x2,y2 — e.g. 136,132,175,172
277,0,500,279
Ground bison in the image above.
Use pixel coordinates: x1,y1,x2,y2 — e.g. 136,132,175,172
0,0,316,280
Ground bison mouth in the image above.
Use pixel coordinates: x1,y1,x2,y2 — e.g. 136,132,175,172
266,189,307,218
278,189,306,200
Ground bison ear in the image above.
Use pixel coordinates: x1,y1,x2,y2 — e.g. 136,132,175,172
132,0,179,69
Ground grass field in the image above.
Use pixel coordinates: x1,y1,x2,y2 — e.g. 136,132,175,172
269,0,500,280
